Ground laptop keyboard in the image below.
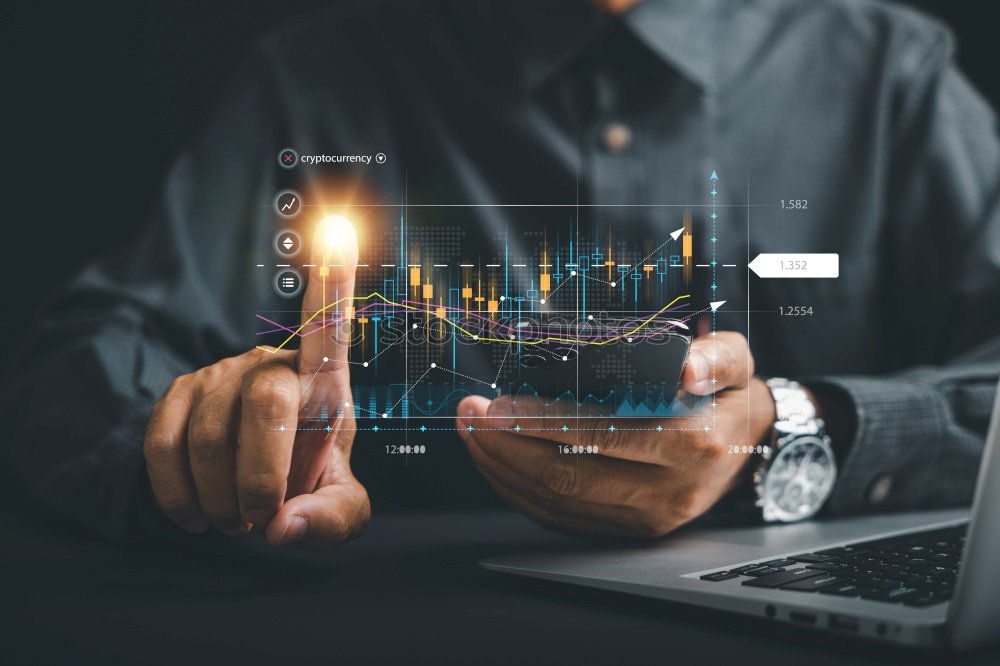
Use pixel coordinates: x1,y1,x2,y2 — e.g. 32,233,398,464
699,523,967,608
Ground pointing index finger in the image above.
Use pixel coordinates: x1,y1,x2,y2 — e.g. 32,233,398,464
299,215,358,376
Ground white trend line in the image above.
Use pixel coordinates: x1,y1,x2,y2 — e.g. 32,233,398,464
434,364,493,386
545,273,575,298
617,235,678,286
363,332,408,364
302,358,328,393
493,342,512,384
389,366,432,412
323,405,347,441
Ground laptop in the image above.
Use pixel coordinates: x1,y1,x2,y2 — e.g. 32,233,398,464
480,380,1000,650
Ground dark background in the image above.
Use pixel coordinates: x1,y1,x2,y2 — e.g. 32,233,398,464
0,0,997,376
1,2,998,664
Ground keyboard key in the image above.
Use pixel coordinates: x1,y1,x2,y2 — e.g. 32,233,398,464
882,556,909,566
930,553,957,563
742,568,823,589
912,577,951,592
819,583,864,597
729,564,766,575
781,575,853,592
860,586,920,603
804,562,847,572
891,572,921,582
761,559,797,568
742,567,783,577
843,547,872,555
854,576,902,590
843,554,879,566
700,571,740,582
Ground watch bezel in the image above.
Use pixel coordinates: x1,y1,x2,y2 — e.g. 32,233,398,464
756,433,837,523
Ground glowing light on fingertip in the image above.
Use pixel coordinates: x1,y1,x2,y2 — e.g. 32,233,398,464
317,214,354,250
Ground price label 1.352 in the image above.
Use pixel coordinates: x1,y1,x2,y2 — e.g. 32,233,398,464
748,253,839,278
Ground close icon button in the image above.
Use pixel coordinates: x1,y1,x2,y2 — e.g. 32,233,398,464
278,147,299,169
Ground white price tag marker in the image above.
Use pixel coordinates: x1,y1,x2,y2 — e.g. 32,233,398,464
748,253,839,278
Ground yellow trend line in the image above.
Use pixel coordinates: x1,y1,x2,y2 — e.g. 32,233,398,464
257,293,690,353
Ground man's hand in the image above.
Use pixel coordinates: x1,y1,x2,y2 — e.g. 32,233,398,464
456,332,775,538
143,219,369,548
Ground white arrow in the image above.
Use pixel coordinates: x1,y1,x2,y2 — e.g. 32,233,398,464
748,253,839,278
709,300,726,312
670,227,685,241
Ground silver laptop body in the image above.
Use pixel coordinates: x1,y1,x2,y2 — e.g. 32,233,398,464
481,381,1000,650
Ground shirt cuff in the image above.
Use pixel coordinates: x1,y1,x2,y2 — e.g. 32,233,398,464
802,376,952,514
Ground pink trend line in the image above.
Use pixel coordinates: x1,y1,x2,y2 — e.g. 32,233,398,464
256,301,692,343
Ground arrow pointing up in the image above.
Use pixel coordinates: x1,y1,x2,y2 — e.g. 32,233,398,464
710,170,718,181
670,227,685,241
709,300,726,312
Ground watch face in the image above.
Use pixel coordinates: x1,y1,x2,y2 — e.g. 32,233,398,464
762,436,836,522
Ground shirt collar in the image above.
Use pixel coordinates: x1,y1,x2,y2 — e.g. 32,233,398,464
508,1,611,92
621,0,720,90
511,0,723,93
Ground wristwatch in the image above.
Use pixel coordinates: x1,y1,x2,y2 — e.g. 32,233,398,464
753,378,837,522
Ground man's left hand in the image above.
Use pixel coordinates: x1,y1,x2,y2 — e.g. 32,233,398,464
456,332,775,538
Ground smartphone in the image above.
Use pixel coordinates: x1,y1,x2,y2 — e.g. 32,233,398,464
497,333,692,416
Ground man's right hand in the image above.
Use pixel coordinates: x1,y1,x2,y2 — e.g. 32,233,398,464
143,218,369,549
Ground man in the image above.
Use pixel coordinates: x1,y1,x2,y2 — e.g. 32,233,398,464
4,0,999,550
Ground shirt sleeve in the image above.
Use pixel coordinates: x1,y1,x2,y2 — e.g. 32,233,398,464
806,28,1000,514
1,54,290,541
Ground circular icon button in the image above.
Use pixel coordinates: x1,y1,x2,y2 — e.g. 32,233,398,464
375,152,387,164
274,230,301,257
274,269,303,297
273,189,302,218
278,147,299,169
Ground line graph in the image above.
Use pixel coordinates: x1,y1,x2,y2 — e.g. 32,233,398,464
253,176,751,433
257,292,691,353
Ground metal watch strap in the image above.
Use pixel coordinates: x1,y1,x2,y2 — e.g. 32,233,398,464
767,377,819,437
754,378,835,522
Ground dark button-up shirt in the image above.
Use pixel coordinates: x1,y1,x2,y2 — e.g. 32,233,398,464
5,0,999,540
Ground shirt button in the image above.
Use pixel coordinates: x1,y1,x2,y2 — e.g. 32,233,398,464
600,122,632,153
868,474,892,505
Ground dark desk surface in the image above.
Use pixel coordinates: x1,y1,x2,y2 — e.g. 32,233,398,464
4,508,999,665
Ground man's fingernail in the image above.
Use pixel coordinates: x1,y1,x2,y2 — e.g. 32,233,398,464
222,522,252,538
244,508,277,525
278,515,308,545
688,349,709,383
458,396,492,429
